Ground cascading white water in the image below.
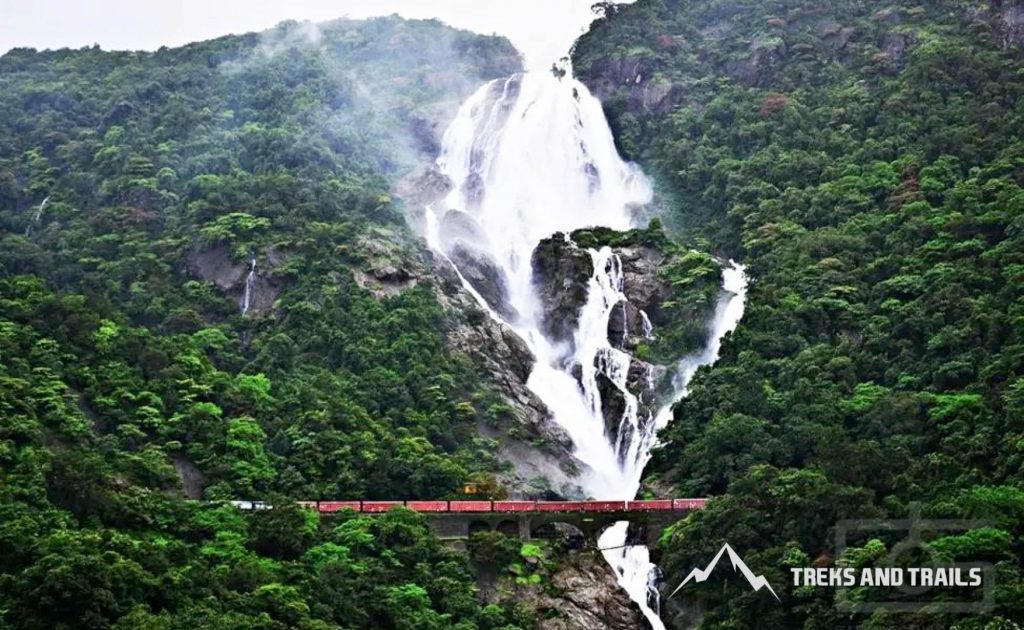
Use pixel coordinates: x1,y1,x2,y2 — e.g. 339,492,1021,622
24,195,49,237
599,264,747,629
240,255,257,315
428,61,747,629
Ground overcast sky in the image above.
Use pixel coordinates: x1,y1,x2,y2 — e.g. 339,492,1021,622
0,0,615,70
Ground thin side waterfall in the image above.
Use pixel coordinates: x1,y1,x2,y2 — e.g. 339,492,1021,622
240,255,257,315
427,65,747,628
24,195,50,237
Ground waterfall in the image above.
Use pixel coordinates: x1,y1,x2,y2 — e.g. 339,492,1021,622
24,195,50,237
428,64,747,628
600,264,747,629
240,255,257,315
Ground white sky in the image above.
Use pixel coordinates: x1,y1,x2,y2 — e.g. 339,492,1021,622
0,0,616,70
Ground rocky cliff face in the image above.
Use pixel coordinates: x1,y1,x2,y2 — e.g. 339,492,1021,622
438,210,518,321
529,227,691,447
186,245,284,315
432,251,589,497
478,551,648,630
530,234,594,345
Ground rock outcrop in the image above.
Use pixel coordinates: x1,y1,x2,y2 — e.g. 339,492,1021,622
438,210,518,321
529,228,686,447
477,551,648,630
186,245,284,315
530,234,594,345
432,250,589,498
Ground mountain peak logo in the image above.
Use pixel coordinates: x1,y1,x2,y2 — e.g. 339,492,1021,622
670,543,780,601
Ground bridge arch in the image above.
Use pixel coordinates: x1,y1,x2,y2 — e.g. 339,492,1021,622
468,520,492,536
495,519,519,537
531,521,586,549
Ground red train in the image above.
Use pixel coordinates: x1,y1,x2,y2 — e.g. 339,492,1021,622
256,498,708,514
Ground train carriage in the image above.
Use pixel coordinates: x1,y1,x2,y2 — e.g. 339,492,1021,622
582,500,627,512
361,501,403,513
535,501,587,512
406,500,449,512
448,500,492,512
628,499,673,511
318,501,361,513
492,500,536,512
672,498,708,510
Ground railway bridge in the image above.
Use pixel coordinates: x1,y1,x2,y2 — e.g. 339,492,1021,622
265,498,709,548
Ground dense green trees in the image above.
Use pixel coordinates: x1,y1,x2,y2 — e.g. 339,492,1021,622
574,0,1024,626
0,16,529,628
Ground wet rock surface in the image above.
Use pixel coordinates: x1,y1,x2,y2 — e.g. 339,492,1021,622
530,233,594,345
186,244,283,315
432,250,588,498
438,210,518,320
531,228,681,447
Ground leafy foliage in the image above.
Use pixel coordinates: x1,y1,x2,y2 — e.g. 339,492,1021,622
574,0,1024,626
0,16,527,628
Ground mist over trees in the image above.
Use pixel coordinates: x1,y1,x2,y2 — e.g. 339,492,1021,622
0,16,536,628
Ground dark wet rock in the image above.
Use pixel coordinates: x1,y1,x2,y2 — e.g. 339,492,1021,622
616,246,669,324
596,371,627,437
448,244,518,320
186,245,283,315
429,251,587,498
531,234,594,345
607,300,629,348
608,299,655,351
439,210,517,320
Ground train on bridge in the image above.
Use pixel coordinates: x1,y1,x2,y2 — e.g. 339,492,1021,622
232,498,708,514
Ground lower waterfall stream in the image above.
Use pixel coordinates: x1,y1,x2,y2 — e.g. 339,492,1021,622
423,64,747,629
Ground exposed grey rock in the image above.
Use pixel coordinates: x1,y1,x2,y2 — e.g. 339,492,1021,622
536,553,649,630
172,454,205,500
438,210,517,320
448,244,518,321
186,245,247,292
597,371,627,438
393,164,453,213
431,251,587,497
478,552,648,630
531,234,593,345
616,246,668,325
186,244,283,315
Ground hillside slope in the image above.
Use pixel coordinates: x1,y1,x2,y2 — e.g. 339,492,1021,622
574,1,1024,627
0,17,549,628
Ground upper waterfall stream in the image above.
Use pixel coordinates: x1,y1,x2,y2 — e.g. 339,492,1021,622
425,67,747,628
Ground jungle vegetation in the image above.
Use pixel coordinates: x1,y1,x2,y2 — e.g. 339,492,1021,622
0,16,533,629
574,0,1024,626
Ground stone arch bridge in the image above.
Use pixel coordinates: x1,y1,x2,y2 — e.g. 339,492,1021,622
232,498,709,549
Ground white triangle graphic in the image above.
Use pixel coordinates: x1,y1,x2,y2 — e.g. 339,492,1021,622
669,543,780,601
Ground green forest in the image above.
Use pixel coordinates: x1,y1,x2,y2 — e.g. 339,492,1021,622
0,16,539,629
3,0,1024,628
574,0,1024,627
